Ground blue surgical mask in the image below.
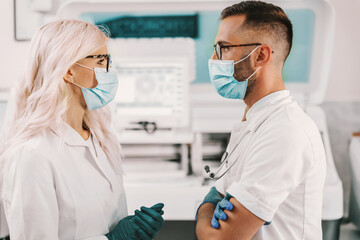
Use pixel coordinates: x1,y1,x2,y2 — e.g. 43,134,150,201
73,63,118,110
208,46,261,99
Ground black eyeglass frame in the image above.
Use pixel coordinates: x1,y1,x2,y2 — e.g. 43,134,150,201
85,54,112,72
214,43,262,60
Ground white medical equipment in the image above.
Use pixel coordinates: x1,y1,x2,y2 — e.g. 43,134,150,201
106,36,196,132
111,57,190,131
0,93,8,238
349,135,360,229
58,0,343,239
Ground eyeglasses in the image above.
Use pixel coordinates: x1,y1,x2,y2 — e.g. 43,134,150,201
85,54,112,72
214,42,261,60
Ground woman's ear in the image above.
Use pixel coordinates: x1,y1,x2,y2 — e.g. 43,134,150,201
255,44,272,67
63,69,74,83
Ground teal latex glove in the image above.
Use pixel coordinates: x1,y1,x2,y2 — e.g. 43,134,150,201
135,203,165,238
201,187,223,207
106,203,164,240
105,215,150,240
196,187,223,220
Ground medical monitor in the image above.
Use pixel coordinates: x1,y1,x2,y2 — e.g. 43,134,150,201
111,58,189,129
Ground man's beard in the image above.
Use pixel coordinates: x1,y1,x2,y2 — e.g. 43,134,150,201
244,77,256,99
233,58,257,100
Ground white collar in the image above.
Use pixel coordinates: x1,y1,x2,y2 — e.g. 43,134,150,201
50,120,94,147
232,90,292,133
246,90,290,121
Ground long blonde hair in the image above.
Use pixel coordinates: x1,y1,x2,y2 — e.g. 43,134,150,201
0,19,123,187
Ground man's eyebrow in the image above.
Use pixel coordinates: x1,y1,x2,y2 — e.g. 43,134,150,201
216,40,232,45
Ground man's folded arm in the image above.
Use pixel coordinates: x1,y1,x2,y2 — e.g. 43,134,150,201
196,197,265,240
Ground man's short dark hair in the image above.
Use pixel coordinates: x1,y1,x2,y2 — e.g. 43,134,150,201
221,1,293,62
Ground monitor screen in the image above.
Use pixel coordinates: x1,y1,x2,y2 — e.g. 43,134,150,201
113,60,187,117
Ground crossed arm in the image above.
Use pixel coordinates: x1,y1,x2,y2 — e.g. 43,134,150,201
196,197,265,240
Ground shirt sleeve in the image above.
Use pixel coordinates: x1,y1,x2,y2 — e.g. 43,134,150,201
2,146,59,240
215,178,226,196
226,122,315,222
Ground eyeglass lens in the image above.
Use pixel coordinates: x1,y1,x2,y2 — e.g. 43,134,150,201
214,43,221,60
106,55,111,72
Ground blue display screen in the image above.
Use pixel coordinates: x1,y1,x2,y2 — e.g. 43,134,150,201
283,9,315,84
80,8,315,84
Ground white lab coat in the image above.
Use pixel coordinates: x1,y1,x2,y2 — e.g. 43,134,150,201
216,90,326,240
2,121,127,240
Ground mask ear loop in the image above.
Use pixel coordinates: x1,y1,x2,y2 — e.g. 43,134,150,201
245,66,261,81
234,45,261,64
71,63,96,89
70,80,87,89
75,63,94,71
234,45,262,81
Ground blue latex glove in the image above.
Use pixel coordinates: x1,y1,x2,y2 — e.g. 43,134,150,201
106,203,164,240
196,187,223,220
211,193,234,229
210,194,271,229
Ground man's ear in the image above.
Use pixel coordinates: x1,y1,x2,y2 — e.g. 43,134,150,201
63,69,74,83
255,44,272,67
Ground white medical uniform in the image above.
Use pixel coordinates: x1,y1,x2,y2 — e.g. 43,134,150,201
2,121,127,240
216,90,326,240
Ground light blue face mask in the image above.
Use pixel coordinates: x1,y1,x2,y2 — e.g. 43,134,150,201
73,63,119,110
208,46,261,99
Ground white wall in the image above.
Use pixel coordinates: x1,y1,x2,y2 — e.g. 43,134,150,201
0,0,359,101
0,1,28,90
324,0,360,102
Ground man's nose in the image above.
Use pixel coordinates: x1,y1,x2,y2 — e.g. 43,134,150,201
211,52,217,60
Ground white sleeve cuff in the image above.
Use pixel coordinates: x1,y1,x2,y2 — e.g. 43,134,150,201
81,236,108,240
227,183,274,222
215,179,226,196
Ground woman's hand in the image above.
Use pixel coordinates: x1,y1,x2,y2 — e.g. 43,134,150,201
105,203,165,240
135,203,165,238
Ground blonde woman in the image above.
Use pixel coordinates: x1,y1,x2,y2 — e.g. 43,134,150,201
0,19,164,240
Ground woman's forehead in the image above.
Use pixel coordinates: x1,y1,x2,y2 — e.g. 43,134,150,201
76,45,108,64
90,44,108,55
